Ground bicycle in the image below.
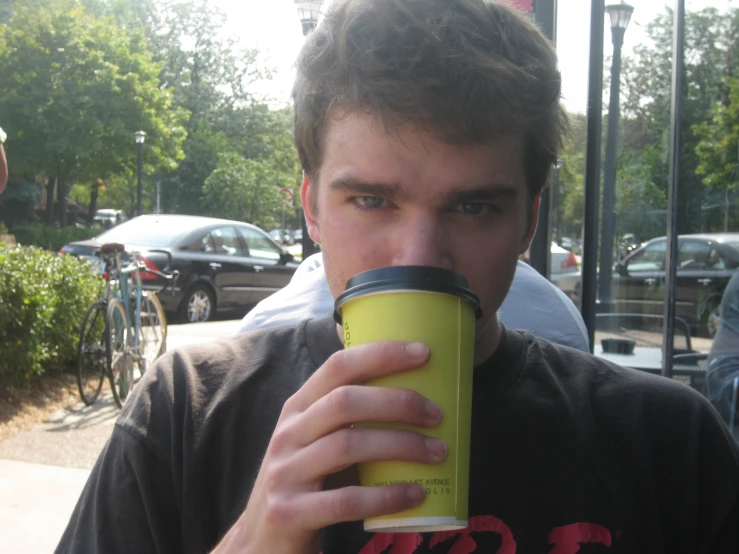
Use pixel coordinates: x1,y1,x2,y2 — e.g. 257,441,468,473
76,242,178,408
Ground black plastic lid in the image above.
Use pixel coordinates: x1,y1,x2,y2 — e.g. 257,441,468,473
334,266,482,323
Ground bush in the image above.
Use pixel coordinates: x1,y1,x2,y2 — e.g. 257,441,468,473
0,244,104,381
11,225,101,252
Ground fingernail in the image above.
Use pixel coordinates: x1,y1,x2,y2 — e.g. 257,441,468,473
425,401,443,423
425,438,448,461
407,486,425,504
406,342,428,358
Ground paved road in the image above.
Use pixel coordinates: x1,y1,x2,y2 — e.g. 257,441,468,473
0,318,243,553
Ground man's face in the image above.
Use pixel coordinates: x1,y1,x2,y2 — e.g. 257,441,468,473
302,111,539,362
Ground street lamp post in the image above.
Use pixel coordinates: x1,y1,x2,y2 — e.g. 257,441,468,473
294,1,323,259
597,1,633,311
135,130,146,217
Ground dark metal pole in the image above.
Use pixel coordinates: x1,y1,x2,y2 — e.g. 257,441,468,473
529,0,557,279
598,26,626,311
662,0,685,378
136,142,143,217
581,0,606,351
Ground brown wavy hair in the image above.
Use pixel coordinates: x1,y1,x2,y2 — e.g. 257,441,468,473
292,0,568,201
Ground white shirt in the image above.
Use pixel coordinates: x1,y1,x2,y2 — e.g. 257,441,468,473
239,254,589,352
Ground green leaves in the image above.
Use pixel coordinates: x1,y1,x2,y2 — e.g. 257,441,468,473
0,0,187,215
202,153,297,230
694,76,739,190
618,6,739,233
0,244,104,380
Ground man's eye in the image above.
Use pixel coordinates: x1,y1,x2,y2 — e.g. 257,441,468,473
357,196,385,209
460,202,488,216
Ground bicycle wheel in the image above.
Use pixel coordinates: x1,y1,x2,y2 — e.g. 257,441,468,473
136,291,167,372
76,301,108,406
106,297,134,409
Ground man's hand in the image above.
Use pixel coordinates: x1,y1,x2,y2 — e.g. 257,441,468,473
213,341,446,553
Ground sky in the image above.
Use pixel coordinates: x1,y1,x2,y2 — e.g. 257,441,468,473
216,0,735,114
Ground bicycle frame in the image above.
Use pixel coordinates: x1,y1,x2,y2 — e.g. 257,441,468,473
101,249,177,373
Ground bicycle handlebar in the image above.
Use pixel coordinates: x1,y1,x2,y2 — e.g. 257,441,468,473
101,248,179,295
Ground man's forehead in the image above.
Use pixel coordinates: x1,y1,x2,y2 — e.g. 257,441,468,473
321,110,523,158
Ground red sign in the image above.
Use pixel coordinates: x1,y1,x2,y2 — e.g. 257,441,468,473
279,187,294,206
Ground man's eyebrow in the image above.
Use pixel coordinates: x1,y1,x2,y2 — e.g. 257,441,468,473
327,178,520,204
446,184,520,205
327,178,403,201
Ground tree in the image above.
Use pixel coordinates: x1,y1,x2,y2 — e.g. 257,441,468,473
694,76,739,231
619,6,739,233
694,76,739,188
91,0,276,215
558,112,587,239
0,0,187,225
201,154,295,230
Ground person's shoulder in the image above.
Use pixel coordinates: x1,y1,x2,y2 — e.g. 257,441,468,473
117,317,340,443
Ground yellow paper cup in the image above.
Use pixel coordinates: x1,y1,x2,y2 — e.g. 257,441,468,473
334,266,482,533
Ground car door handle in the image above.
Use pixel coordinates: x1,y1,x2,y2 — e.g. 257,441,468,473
209,262,222,269
698,278,712,285
644,278,658,286
254,265,264,272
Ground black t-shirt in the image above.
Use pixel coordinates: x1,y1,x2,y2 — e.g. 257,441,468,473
56,317,739,553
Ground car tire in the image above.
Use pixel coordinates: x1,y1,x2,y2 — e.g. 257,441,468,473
180,284,216,323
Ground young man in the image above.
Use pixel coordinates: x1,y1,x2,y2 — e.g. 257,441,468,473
238,253,590,351
57,1,739,552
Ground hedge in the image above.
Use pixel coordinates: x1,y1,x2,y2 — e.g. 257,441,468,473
0,244,104,381
12,225,101,252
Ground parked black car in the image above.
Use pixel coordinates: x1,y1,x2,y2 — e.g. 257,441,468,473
611,233,739,336
61,215,299,323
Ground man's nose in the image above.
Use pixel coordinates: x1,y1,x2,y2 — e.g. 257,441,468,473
390,213,453,269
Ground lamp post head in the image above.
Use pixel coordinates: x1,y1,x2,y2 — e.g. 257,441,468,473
294,0,322,36
134,130,147,145
605,1,634,33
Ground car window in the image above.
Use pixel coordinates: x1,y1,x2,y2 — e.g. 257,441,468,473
183,232,214,253
706,248,728,270
206,226,243,256
677,241,712,269
626,240,666,272
240,227,282,261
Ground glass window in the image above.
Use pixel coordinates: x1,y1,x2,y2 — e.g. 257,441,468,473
240,227,282,261
208,227,244,256
625,240,666,273
706,248,728,270
677,241,712,269
183,233,214,253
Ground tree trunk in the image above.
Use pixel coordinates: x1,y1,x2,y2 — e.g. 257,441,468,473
58,176,67,227
88,181,99,225
45,177,55,226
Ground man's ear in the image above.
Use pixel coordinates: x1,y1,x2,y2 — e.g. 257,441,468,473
300,172,321,245
519,192,542,255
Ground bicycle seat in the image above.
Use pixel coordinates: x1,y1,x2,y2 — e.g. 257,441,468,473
100,242,126,255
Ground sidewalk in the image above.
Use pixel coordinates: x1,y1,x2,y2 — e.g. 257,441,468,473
0,319,243,552
0,459,90,553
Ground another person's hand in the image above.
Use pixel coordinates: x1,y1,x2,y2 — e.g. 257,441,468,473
213,341,446,553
